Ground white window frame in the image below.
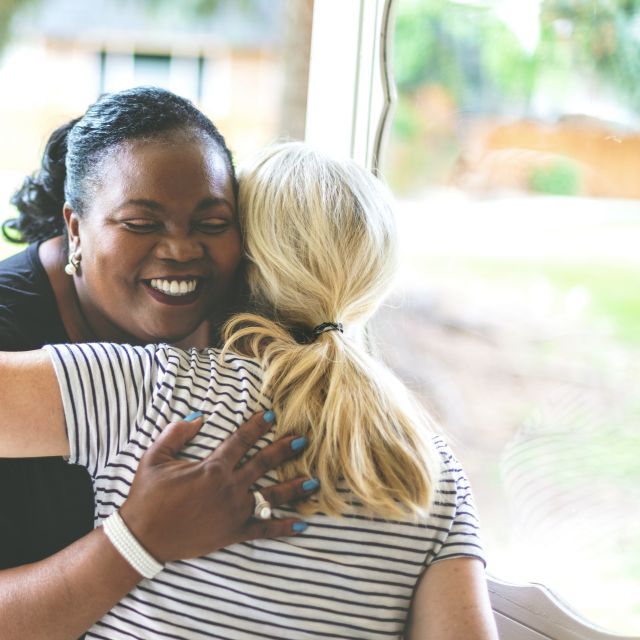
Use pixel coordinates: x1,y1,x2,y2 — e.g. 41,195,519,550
304,2,639,638
305,0,395,172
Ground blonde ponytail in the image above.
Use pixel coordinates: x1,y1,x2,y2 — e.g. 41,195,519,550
223,143,440,519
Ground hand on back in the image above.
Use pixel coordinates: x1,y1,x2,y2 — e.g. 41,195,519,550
118,411,316,563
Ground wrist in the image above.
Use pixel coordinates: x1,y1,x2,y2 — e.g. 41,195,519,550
118,498,162,561
102,511,164,580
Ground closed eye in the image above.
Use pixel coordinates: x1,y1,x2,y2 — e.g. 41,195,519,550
122,220,161,233
196,220,231,234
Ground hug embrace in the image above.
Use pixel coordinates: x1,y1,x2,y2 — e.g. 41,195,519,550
0,87,498,639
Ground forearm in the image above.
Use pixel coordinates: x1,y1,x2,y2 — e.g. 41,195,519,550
0,527,140,640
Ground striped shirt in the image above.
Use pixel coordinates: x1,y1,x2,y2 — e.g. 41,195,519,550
45,342,485,640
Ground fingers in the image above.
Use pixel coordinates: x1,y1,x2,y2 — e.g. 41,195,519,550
143,412,204,465
241,477,318,541
260,477,320,508
213,411,275,467
238,433,307,485
242,517,309,542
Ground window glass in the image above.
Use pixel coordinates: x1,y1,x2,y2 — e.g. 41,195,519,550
133,53,172,89
0,0,313,258
380,0,640,633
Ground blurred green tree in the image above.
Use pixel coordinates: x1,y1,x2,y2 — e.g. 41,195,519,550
394,0,535,110
388,0,640,193
394,0,640,112
0,0,36,49
538,0,640,109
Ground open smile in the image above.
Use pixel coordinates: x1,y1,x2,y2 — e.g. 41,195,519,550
150,277,199,297
142,276,205,306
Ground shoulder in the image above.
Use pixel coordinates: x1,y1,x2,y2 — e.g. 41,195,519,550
427,435,486,566
432,435,464,471
216,349,263,382
0,243,43,285
155,345,264,390
0,244,64,349
430,435,474,508
0,243,51,301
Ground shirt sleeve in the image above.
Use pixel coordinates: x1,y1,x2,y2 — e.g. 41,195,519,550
427,436,486,567
43,342,160,477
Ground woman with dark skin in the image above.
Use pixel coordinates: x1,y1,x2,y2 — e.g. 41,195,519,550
0,87,312,640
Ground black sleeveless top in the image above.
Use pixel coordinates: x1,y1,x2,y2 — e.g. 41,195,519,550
0,242,94,568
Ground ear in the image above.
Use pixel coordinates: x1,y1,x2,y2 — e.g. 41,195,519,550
64,203,81,251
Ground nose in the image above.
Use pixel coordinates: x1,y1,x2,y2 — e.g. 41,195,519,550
155,234,205,263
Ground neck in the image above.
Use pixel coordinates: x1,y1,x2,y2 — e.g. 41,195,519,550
40,236,96,343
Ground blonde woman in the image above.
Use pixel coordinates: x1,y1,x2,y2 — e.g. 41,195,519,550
0,143,498,639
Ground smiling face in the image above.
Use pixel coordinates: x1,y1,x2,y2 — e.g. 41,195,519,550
65,134,241,344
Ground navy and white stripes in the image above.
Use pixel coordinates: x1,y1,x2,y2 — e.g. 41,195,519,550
45,342,485,639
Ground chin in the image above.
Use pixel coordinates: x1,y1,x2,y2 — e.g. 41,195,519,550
146,323,205,347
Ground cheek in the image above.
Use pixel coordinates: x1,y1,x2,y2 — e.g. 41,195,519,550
80,228,119,267
209,233,243,275
82,233,150,285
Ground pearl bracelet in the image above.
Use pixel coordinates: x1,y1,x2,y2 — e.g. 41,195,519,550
102,510,164,579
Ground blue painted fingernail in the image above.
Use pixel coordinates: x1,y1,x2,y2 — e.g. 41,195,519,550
292,522,308,533
302,478,320,492
185,411,203,422
263,410,276,423
290,436,308,451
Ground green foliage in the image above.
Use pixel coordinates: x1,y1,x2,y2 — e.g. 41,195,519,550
529,160,582,195
394,0,535,110
446,256,640,344
389,0,640,193
0,0,38,49
538,0,640,109
140,0,253,18
392,97,422,140
394,0,640,112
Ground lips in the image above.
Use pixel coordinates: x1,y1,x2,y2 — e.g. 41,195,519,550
142,276,205,306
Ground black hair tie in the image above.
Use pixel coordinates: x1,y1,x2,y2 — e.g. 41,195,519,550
312,322,344,340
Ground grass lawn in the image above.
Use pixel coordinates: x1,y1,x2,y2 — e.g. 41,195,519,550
417,255,640,345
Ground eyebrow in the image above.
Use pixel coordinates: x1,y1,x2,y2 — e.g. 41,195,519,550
115,197,234,214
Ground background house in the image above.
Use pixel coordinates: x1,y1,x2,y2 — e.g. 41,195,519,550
0,0,312,216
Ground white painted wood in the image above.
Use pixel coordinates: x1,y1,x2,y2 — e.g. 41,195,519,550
305,0,395,171
489,577,639,640
494,611,551,640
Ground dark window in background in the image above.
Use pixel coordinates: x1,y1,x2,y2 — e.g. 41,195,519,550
133,53,171,87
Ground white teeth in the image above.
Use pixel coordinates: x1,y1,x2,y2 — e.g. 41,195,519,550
149,279,198,297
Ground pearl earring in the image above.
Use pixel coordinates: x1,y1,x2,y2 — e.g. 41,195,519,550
64,251,81,276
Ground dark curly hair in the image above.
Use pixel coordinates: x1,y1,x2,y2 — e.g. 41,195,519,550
3,86,237,244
